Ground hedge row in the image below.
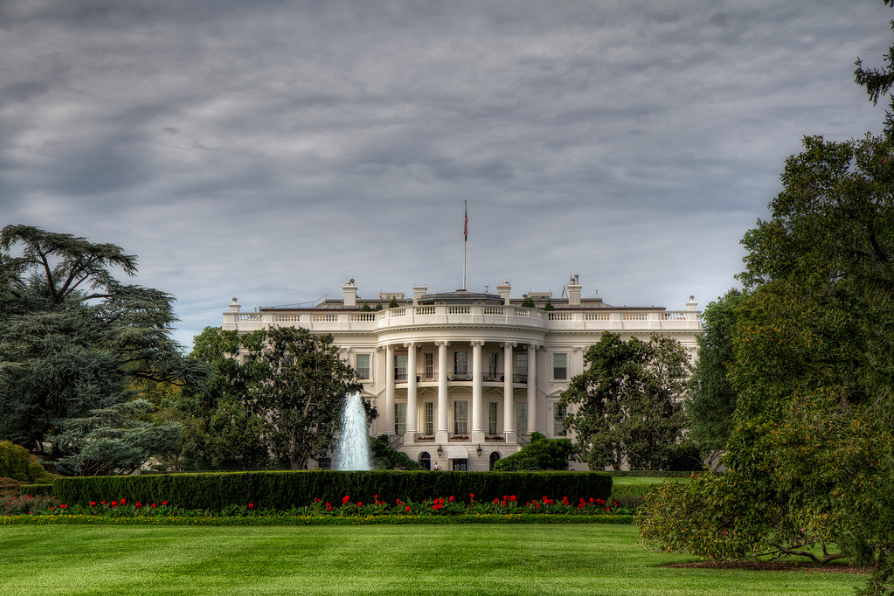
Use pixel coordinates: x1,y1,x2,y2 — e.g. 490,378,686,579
20,484,54,496
53,471,612,510
602,470,706,478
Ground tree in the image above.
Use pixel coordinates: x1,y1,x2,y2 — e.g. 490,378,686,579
370,434,422,470
492,432,573,471
245,326,374,470
161,327,269,470
684,289,745,466
639,133,894,592
388,296,399,308
0,225,206,474
520,295,535,308
560,332,691,471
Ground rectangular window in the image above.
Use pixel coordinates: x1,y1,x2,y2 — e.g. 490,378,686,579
516,402,528,436
454,351,468,376
452,458,468,471
356,354,370,380
488,353,498,378
454,401,468,435
395,403,406,436
317,457,331,470
515,353,527,383
553,353,567,380
424,402,434,435
554,403,567,437
488,402,498,435
395,354,407,381
424,353,434,380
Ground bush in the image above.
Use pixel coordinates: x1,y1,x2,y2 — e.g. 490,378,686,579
0,441,55,484
371,435,422,470
53,470,612,510
493,433,573,471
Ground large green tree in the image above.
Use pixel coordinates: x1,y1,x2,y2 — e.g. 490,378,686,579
684,288,745,466
0,226,206,474
161,327,269,470
244,326,373,470
639,132,894,593
560,332,692,471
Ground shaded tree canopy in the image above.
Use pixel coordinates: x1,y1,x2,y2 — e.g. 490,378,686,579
560,331,691,471
0,225,206,474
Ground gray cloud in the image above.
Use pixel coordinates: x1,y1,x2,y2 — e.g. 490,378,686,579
0,0,890,347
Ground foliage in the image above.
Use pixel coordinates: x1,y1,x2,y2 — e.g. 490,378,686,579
245,326,370,470
543,297,555,311
0,226,206,474
561,332,691,471
20,483,54,496
360,302,372,312
1,494,59,515
492,432,573,471
388,296,399,308
162,327,269,470
855,0,894,136
520,295,535,308
684,289,745,460
640,132,894,594
52,470,612,511
0,440,55,484
370,435,422,470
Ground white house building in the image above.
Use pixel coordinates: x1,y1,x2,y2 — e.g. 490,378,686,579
222,277,702,471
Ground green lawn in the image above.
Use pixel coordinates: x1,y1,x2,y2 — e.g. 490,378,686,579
0,524,863,596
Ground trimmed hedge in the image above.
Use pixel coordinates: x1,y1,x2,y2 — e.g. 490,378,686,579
19,484,54,496
602,470,706,478
53,470,611,510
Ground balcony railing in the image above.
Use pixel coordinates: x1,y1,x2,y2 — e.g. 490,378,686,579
225,304,701,333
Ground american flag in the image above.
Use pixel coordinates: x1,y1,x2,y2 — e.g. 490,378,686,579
464,202,468,241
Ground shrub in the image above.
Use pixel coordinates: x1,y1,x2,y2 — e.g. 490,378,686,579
371,435,422,470
20,484,54,497
493,433,573,471
0,441,55,484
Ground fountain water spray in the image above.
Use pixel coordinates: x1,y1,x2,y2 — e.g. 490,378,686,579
337,391,371,470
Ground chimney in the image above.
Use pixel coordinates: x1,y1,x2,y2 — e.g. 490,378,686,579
567,275,581,306
497,281,511,304
343,279,358,307
413,285,427,305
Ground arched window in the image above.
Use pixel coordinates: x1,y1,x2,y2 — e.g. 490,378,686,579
489,451,501,471
419,451,431,471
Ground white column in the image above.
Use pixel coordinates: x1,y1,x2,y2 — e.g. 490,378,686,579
435,341,449,442
471,340,484,441
502,342,516,440
405,342,417,440
527,344,537,435
385,344,395,435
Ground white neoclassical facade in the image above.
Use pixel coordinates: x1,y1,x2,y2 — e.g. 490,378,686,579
222,277,702,472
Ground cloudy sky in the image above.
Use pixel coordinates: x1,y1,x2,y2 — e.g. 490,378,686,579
2,0,891,348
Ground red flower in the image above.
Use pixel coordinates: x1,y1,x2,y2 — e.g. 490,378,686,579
469,493,474,499
357,502,362,507
342,495,351,505
448,496,454,503
373,494,378,500
248,503,254,509
60,504,68,509
135,502,142,508
150,503,156,508
111,501,118,507
101,501,107,505
509,495,516,502
161,501,168,506
120,498,126,505
90,501,96,507
405,506,411,512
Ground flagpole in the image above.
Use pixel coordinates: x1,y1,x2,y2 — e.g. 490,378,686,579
463,200,467,291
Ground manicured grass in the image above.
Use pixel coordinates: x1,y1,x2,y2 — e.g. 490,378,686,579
0,524,863,595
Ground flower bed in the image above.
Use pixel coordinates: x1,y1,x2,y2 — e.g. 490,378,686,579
3,492,635,525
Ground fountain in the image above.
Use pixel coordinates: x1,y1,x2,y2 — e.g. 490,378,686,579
337,391,371,470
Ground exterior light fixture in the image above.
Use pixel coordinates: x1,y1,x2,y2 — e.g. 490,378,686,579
476,444,483,457
437,444,443,456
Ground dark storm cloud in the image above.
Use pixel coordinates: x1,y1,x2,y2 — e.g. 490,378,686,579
0,0,890,346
